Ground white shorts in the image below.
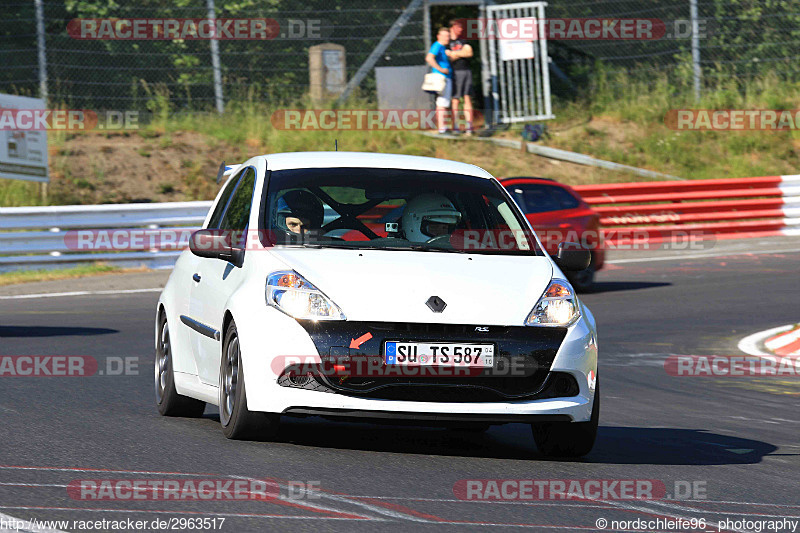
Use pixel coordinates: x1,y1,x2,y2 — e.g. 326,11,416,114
436,76,453,108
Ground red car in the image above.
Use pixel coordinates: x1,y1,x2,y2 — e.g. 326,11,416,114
501,177,604,291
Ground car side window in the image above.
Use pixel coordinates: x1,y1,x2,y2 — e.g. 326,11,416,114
549,187,581,210
207,171,243,229
220,168,256,232
515,184,579,214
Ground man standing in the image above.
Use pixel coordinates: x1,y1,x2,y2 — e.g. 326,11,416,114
425,27,452,134
447,19,475,135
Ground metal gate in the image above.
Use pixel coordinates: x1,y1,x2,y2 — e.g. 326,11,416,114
486,1,553,125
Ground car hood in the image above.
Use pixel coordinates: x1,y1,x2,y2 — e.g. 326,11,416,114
268,248,554,325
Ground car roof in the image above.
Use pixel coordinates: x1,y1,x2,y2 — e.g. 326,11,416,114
259,152,494,179
500,176,560,185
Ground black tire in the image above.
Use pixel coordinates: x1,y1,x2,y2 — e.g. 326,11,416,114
531,378,599,458
219,321,280,440
155,312,206,417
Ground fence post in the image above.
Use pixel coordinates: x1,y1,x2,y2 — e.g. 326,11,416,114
206,0,225,114
690,0,702,102
423,0,431,54
34,0,48,101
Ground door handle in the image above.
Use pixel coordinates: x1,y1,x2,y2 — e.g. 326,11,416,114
192,273,202,283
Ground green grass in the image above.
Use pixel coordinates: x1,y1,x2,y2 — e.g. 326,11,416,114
0,263,134,287
145,71,800,182
0,180,44,207
544,69,800,180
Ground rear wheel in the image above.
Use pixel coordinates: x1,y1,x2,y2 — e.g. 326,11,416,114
155,313,206,417
531,379,599,458
219,320,280,440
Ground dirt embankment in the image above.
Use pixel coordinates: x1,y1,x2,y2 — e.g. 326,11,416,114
43,126,634,206
47,131,246,204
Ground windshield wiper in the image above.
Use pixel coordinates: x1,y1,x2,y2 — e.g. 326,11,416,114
379,245,468,253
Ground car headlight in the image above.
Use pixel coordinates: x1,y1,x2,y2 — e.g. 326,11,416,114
266,271,345,320
525,279,580,327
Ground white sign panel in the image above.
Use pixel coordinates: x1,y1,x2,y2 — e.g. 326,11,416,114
0,94,49,183
499,40,535,61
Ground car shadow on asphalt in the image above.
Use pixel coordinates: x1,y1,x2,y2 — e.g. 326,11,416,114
583,281,672,294
237,418,780,464
0,325,119,337
587,426,779,465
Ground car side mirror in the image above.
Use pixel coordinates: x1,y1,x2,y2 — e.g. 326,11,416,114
553,242,591,272
219,247,245,268
189,230,245,267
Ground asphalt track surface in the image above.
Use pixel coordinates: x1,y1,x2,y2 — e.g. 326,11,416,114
1,243,799,532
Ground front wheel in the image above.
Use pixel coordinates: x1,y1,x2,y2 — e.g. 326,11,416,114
219,320,280,440
531,379,599,458
155,313,206,417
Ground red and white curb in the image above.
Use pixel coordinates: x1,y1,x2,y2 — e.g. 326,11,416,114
764,325,800,356
738,324,800,357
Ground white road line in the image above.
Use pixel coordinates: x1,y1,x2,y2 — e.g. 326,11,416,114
0,511,66,533
0,465,213,476
737,325,796,357
332,496,606,509
643,500,800,519
607,246,800,264
0,507,366,522
7,482,797,514
592,498,744,533
0,288,162,300
232,475,417,522
350,496,800,510
230,475,376,521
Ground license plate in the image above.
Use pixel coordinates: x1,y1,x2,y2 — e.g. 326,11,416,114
384,342,494,367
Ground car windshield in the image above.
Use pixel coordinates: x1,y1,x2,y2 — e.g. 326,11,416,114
263,167,541,255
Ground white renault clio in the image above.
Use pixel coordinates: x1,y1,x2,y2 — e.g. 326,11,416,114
155,152,599,457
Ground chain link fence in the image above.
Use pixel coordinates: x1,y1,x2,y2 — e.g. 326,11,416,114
545,0,800,94
1,0,799,111
2,0,427,110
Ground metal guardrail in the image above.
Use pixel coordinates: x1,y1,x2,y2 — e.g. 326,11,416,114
0,201,211,272
573,175,800,245
2,176,799,272
0,201,212,230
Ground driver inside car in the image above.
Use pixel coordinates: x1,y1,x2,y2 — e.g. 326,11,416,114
401,193,462,242
274,190,325,240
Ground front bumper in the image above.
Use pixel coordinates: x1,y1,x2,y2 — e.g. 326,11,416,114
283,320,570,402
235,306,598,423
